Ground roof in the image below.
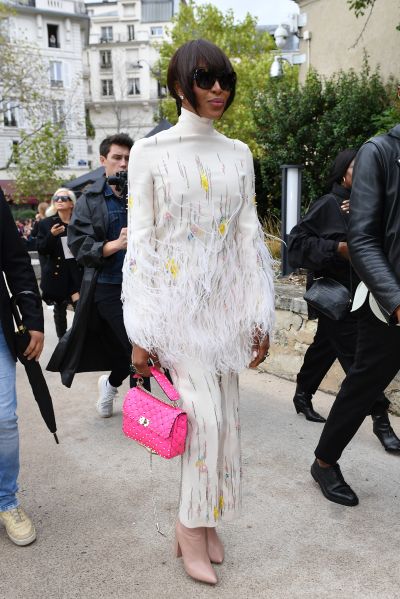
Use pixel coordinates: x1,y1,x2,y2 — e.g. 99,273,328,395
144,118,173,137
64,166,105,196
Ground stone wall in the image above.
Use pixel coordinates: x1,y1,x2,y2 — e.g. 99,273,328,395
30,251,400,416
260,282,400,416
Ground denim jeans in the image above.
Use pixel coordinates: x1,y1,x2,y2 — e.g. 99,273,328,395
0,321,19,512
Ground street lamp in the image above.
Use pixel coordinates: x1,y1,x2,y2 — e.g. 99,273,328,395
280,164,303,276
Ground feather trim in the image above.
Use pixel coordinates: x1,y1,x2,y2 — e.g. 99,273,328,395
122,221,274,373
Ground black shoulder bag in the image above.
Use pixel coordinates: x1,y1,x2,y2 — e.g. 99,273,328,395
303,201,352,321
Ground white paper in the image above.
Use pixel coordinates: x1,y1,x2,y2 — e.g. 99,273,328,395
61,236,74,260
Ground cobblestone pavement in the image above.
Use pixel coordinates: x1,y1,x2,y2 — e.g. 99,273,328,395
1,307,399,599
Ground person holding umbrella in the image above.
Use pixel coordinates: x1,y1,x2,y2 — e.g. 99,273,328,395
0,186,44,546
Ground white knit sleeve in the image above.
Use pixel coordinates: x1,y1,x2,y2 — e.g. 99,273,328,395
235,145,275,339
122,140,156,349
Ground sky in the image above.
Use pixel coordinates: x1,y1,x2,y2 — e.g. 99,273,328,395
195,0,299,26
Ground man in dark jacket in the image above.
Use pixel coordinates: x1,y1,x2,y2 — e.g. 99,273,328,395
0,187,44,545
311,124,400,506
47,133,149,415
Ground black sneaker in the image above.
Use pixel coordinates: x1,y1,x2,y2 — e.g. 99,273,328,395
311,459,359,506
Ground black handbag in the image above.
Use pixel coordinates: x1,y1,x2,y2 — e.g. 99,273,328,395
304,277,352,320
303,197,353,321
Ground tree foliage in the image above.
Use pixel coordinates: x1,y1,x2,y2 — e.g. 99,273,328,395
347,0,376,17
347,0,400,31
0,1,75,177
157,1,279,155
0,3,49,124
12,123,69,202
255,62,394,218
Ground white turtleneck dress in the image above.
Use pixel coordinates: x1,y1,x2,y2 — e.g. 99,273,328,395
122,108,274,527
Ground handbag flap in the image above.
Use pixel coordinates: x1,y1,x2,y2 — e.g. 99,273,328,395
123,387,184,439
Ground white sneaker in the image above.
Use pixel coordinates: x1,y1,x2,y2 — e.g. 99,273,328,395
0,506,36,546
96,375,118,418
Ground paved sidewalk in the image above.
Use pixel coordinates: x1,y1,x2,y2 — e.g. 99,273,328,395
1,307,400,599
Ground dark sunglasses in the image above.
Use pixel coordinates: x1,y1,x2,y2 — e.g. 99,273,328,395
192,68,236,92
54,195,71,202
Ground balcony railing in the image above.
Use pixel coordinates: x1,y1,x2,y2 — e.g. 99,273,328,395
91,31,149,45
50,79,64,88
11,0,36,6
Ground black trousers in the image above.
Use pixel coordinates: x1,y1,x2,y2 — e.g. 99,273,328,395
297,311,388,417
53,301,68,339
315,302,399,464
94,283,150,390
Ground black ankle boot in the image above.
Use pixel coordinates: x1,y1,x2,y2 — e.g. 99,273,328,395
293,389,326,423
372,412,400,452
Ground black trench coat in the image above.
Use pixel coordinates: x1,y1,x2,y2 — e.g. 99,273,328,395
36,215,82,304
47,177,124,387
287,183,354,290
0,188,44,359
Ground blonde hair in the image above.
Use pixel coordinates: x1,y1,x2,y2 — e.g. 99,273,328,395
37,202,49,217
46,188,77,217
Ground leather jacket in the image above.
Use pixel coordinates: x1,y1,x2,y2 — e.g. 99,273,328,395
348,124,400,317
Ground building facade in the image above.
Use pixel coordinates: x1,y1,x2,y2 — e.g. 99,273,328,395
84,0,174,165
296,0,400,83
0,0,89,184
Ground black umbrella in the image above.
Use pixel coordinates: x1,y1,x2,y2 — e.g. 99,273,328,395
11,293,59,444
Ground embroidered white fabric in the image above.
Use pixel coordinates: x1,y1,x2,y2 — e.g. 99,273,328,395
122,108,275,373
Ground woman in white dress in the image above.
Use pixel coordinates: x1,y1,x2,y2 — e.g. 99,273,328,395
122,39,275,584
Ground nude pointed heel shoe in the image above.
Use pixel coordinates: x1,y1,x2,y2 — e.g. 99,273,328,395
175,521,217,585
206,527,224,564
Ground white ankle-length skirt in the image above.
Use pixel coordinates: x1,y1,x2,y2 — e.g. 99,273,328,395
169,361,242,528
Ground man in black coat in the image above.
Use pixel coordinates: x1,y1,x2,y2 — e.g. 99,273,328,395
0,187,44,546
311,124,400,506
47,133,149,415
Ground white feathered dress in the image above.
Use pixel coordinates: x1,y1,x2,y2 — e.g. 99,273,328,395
122,108,274,527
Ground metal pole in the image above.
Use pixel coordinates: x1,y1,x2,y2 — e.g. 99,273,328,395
280,164,303,276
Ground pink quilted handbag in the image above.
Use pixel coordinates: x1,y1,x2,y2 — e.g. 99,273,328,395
122,366,187,459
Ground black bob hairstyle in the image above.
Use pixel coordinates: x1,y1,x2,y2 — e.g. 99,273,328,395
325,148,358,193
167,39,236,116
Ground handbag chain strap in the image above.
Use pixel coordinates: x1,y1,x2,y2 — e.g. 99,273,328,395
134,364,181,538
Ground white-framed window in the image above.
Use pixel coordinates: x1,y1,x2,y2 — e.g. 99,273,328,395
52,100,65,126
100,26,113,42
100,50,112,69
101,79,114,96
150,26,163,36
127,24,135,41
157,81,167,98
3,101,19,127
50,60,63,87
127,77,140,96
47,24,59,48
11,140,19,164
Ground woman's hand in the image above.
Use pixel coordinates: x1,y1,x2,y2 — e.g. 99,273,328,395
248,333,270,369
51,223,65,236
341,199,350,214
337,241,350,260
131,345,159,377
